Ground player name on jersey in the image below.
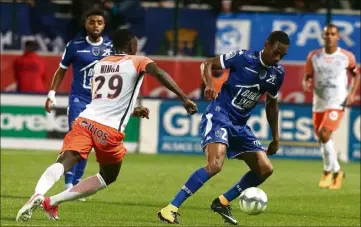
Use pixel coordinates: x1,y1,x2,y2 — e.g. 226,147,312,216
100,65,120,74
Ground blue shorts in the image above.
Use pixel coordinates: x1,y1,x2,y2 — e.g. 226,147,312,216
199,113,265,159
68,95,89,130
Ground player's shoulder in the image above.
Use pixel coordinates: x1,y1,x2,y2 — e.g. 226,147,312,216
272,64,285,75
339,48,356,59
308,48,323,58
102,37,113,47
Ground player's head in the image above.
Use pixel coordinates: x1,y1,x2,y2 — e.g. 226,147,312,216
84,8,106,40
24,40,39,52
263,31,290,65
322,23,339,48
112,29,137,55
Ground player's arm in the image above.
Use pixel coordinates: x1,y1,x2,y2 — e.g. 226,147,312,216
146,62,197,115
265,95,280,155
200,56,222,100
346,54,360,106
303,52,314,92
45,42,74,113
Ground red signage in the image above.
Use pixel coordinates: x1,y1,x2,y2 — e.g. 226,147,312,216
2,53,359,104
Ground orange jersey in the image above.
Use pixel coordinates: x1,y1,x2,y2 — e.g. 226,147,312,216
305,48,357,112
80,54,153,132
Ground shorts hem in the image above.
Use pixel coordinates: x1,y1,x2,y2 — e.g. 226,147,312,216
228,149,266,159
201,141,229,150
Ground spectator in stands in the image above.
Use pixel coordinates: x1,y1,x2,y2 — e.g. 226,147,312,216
13,41,47,93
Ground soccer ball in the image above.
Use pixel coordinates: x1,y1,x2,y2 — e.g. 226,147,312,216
239,187,268,215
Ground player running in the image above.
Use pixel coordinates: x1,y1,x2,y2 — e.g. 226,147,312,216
303,24,360,190
158,31,290,225
45,9,113,192
16,28,198,222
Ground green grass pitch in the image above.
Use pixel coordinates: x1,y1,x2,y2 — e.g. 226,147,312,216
1,149,360,226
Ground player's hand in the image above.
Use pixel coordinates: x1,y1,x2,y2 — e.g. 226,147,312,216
45,98,56,113
183,99,198,115
346,94,355,107
204,84,218,100
302,78,312,92
266,139,280,155
132,106,150,119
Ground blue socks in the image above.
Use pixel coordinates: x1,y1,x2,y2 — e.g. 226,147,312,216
64,159,88,186
171,167,211,208
223,171,265,202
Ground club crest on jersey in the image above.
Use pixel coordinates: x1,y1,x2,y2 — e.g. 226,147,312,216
92,47,100,56
259,70,267,80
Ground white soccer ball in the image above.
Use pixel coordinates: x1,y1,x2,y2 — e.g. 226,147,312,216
239,187,268,215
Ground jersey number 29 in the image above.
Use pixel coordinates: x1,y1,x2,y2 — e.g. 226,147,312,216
93,75,123,99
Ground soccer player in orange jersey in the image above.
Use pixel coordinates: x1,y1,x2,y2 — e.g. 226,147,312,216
303,24,360,190
16,29,198,222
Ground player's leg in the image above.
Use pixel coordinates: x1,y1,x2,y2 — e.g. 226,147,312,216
72,100,89,187
158,142,227,224
16,118,93,221
16,150,82,221
64,102,77,190
43,162,121,209
317,110,345,189
313,111,333,188
42,120,126,219
218,151,273,206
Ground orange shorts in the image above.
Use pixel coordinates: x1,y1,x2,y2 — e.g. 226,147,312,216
61,117,127,165
312,109,344,133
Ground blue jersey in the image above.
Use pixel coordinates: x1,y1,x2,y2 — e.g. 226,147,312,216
60,36,113,129
200,50,285,158
60,36,113,102
207,49,284,125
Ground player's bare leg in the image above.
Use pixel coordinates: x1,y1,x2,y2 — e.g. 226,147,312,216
16,150,81,221
317,127,344,189
158,143,227,224
42,161,122,219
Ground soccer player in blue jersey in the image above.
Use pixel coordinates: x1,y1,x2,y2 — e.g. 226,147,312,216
45,9,113,193
158,31,290,225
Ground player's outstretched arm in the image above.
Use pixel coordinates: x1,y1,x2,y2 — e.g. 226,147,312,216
200,56,222,100
45,67,67,113
146,62,197,115
265,95,280,155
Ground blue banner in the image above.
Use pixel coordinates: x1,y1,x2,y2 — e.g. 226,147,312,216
349,107,360,161
216,13,360,62
1,4,216,56
158,100,321,159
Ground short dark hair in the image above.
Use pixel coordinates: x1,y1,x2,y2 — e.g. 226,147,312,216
112,29,136,51
324,23,339,32
83,8,106,21
267,31,290,45
24,40,38,52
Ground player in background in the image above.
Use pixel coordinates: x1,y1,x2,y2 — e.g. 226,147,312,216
16,28,198,222
158,31,290,225
45,9,113,193
303,24,360,190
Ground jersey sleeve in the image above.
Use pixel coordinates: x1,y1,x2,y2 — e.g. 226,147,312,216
220,50,248,69
347,52,359,74
267,66,285,99
132,56,154,74
59,41,75,69
305,51,314,76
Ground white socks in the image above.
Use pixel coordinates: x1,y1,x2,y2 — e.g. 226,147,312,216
35,163,64,195
321,140,340,173
49,173,107,206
